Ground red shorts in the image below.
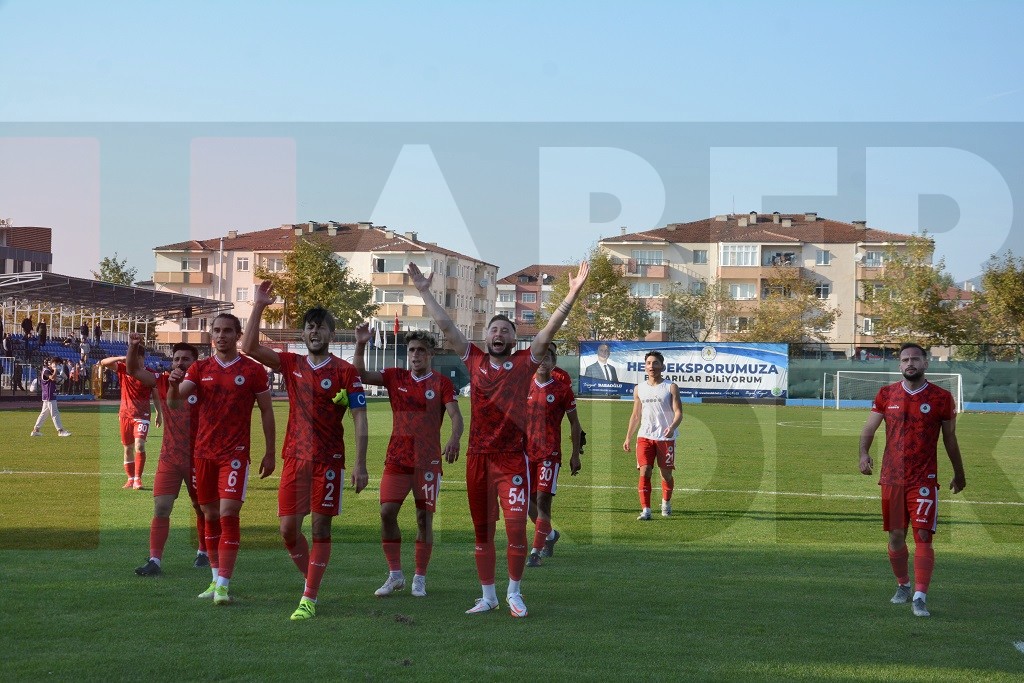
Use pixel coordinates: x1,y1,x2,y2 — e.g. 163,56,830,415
636,438,676,470
529,458,560,496
194,457,249,506
119,416,150,446
152,457,198,504
379,462,443,512
466,451,530,526
278,458,345,517
882,484,939,533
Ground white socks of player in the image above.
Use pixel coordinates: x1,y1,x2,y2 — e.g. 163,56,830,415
913,591,926,602
507,579,521,597
482,583,498,604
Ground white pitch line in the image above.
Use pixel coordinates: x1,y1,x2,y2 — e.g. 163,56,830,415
2,469,1022,507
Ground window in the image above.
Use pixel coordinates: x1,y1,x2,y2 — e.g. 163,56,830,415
816,249,831,266
236,287,249,302
375,289,404,303
764,251,797,266
815,283,832,299
181,317,207,332
724,317,750,332
691,280,707,294
693,250,708,264
762,284,791,299
264,257,285,272
864,251,883,267
13,259,24,273
729,283,757,300
181,258,201,271
541,291,552,303
650,310,664,332
862,317,880,335
498,292,514,303
630,282,662,298
521,310,536,323
236,257,249,272
521,293,537,303
721,245,758,266
631,249,664,265
374,257,405,273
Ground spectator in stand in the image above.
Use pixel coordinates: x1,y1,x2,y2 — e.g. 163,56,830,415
22,317,34,338
37,321,48,348
94,324,102,344
80,338,91,364
80,323,89,342
2,332,12,356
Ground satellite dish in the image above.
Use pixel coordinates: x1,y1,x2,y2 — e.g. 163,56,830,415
854,253,864,263
478,279,489,287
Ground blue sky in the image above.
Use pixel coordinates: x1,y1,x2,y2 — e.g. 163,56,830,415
1,0,1022,282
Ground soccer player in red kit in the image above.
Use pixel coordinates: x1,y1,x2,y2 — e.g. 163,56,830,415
525,344,582,568
98,352,162,490
353,323,463,599
243,281,368,621
408,260,589,618
167,313,276,606
125,333,209,576
860,342,966,618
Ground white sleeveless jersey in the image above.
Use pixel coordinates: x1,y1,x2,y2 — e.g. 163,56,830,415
636,379,678,441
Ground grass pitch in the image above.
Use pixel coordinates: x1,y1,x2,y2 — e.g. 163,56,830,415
1,400,1022,681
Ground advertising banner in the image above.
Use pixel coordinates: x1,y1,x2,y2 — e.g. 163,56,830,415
579,341,788,399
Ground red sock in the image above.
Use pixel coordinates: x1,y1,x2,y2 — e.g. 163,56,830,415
638,475,652,509
414,541,432,576
195,511,207,553
913,540,935,593
304,538,331,600
134,452,146,480
218,515,240,580
149,517,170,560
532,518,552,553
285,534,310,575
506,518,527,582
382,539,402,572
887,544,910,585
474,522,496,585
205,517,221,570
124,460,135,478
661,478,674,503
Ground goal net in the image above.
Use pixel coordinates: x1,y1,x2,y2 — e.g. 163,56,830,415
828,371,964,413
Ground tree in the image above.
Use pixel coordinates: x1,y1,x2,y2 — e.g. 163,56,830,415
662,279,738,342
538,248,653,351
92,252,138,285
862,234,967,345
743,267,841,343
254,237,378,329
977,252,1024,344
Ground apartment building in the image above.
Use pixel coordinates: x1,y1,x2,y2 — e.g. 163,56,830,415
598,212,914,348
495,264,578,337
0,223,52,274
152,221,498,346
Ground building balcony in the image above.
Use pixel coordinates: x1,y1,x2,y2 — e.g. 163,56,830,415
156,330,210,345
612,259,670,279
377,303,427,317
371,272,411,286
856,265,885,280
153,271,213,285
445,276,459,290
718,265,807,280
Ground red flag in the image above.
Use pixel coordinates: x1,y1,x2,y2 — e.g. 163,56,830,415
394,314,400,335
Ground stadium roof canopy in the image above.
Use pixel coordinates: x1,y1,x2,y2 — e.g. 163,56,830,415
0,272,231,320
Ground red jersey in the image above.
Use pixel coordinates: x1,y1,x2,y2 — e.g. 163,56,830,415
551,366,572,386
278,352,365,465
116,361,155,420
155,373,198,468
871,381,955,487
380,368,457,469
463,344,539,454
184,354,269,462
525,376,577,462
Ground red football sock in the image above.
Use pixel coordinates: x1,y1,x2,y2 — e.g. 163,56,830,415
124,460,135,478
304,538,332,601
913,539,935,593
506,518,527,582
149,517,170,560
285,534,310,575
195,512,207,553
661,478,674,503
218,515,240,580
638,475,652,509
134,452,146,480
532,518,552,553
414,540,432,576
205,517,221,570
474,522,496,585
887,543,910,586
382,539,402,572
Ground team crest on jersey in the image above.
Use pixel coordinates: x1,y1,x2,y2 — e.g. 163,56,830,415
425,389,435,400
234,375,245,385
546,394,555,403
512,475,523,486
919,486,930,496
187,395,198,405
920,403,931,413
231,459,241,470
503,361,513,370
543,460,551,467
424,471,434,482
321,378,332,390
326,469,336,481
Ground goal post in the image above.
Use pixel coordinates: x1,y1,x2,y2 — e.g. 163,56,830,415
832,371,964,413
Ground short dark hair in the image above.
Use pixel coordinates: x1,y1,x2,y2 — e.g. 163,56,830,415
405,330,437,351
487,314,516,332
302,307,336,333
171,342,199,360
213,313,242,334
645,350,665,364
899,342,927,358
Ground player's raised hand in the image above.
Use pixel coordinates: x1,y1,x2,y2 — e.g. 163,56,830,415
354,322,372,345
128,332,144,348
858,453,873,476
168,367,185,386
568,261,590,294
407,262,433,292
254,280,275,307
